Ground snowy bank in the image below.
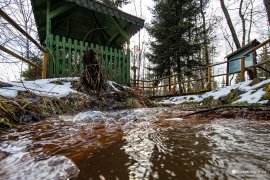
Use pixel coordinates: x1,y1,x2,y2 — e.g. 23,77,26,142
0,78,79,98
160,79,270,105
0,78,125,98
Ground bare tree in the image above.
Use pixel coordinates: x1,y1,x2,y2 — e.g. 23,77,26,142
264,0,270,26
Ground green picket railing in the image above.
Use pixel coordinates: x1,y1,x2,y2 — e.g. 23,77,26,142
47,34,130,85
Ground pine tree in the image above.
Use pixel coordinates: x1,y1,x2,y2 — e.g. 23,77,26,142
147,0,209,92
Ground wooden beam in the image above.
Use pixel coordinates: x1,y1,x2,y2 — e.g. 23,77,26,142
240,57,245,81
46,0,51,46
257,65,270,73
110,17,129,41
90,10,110,40
0,45,40,69
49,3,76,19
42,52,49,78
0,9,45,52
106,23,128,45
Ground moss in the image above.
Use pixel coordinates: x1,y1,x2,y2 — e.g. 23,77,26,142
50,80,64,85
0,118,17,128
201,96,219,106
264,84,270,92
262,92,270,100
126,97,142,108
248,78,260,86
219,89,242,104
232,102,251,106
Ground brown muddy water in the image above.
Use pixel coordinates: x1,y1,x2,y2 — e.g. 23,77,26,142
0,107,269,180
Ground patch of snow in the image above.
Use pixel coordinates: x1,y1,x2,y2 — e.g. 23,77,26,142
107,80,121,92
240,79,270,91
233,88,265,104
161,95,203,104
258,100,269,104
0,88,18,98
0,78,79,98
160,79,270,105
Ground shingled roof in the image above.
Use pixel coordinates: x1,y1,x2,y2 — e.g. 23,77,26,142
30,0,144,48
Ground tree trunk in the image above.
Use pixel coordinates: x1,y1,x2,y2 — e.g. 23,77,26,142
247,0,254,43
239,0,246,46
220,0,241,49
264,0,270,26
200,0,210,82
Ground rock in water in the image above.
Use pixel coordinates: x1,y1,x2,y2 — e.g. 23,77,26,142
73,111,107,123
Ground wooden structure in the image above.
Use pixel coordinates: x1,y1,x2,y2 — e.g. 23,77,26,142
132,38,270,98
30,0,144,85
225,39,260,85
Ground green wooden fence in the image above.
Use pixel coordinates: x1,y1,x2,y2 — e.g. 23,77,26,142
47,34,130,85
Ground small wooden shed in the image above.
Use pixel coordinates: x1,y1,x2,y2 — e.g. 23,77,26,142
226,39,260,85
30,0,144,85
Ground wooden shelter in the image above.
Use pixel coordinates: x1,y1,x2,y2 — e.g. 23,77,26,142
30,0,144,85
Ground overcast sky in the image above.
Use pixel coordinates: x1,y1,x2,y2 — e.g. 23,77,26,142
0,0,268,82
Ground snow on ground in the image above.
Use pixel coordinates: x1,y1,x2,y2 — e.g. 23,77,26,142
0,78,79,98
161,79,270,105
0,77,124,98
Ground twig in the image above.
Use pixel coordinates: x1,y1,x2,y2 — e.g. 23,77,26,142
1,87,59,94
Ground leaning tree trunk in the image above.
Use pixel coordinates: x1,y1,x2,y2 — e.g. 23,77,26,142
264,0,270,26
220,0,241,49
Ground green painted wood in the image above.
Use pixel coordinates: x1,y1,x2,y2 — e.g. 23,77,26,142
49,34,54,77
74,39,78,76
105,46,109,79
118,49,122,84
127,49,130,85
68,38,72,76
95,44,100,64
46,0,51,46
114,48,118,82
90,43,94,50
109,47,113,80
55,35,60,77
122,50,126,84
79,41,84,74
100,45,104,76
85,42,89,49
62,36,66,77
49,3,76,19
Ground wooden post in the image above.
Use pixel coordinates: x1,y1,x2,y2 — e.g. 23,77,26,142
207,66,212,91
240,57,245,81
226,60,229,86
252,51,258,78
173,75,176,93
42,52,49,79
152,81,155,97
142,80,145,94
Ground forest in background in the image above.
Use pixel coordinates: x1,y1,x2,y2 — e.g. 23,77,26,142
0,0,269,90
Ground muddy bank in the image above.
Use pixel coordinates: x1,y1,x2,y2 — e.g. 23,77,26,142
0,80,154,129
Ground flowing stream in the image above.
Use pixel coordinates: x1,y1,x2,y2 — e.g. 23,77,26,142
0,107,269,179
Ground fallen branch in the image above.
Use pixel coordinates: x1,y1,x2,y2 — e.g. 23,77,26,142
182,105,269,117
